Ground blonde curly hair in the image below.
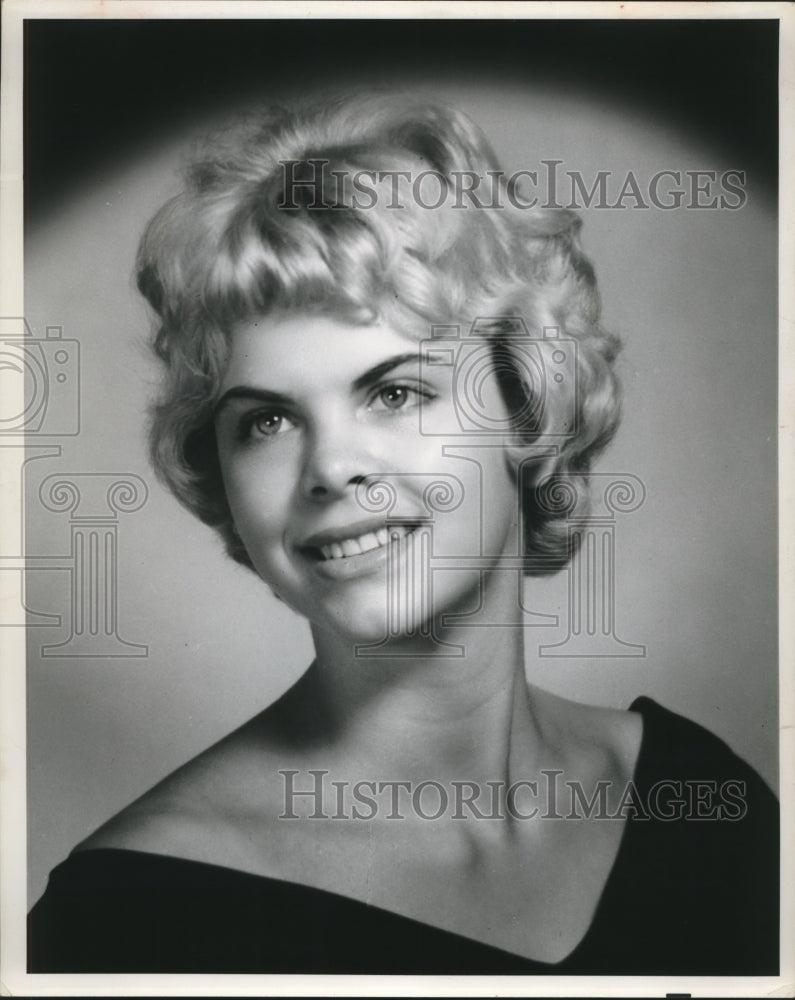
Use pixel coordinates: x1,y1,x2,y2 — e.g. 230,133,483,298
136,94,621,571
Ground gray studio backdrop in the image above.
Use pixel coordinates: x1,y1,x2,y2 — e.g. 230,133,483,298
25,81,777,905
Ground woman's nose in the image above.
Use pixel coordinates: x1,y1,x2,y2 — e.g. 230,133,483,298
298,423,370,502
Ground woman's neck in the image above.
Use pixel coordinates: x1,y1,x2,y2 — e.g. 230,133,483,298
282,619,548,793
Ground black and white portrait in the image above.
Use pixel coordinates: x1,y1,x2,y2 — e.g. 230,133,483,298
1,3,788,994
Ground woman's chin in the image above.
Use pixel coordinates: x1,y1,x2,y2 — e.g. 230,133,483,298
327,610,393,647
312,603,437,650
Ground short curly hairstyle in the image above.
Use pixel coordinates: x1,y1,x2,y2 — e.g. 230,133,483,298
136,93,621,572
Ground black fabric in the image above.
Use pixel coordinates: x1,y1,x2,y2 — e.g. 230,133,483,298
28,697,779,975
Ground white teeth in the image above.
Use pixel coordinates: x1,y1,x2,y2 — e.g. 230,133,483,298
318,525,414,561
358,532,380,553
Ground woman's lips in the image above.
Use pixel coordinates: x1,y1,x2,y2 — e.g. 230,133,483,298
300,516,398,552
300,524,420,579
299,517,423,560
319,527,387,561
317,524,419,562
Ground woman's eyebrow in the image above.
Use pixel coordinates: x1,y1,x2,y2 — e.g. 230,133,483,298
214,386,291,417
214,352,421,417
351,352,420,392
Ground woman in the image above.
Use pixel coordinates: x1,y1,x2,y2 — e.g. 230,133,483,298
28,94,778,975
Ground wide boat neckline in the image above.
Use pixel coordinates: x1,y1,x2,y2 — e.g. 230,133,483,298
64,696,658,969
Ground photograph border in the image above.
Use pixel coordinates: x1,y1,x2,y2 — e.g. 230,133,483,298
2,1,792,996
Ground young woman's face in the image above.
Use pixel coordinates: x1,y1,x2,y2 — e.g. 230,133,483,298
214,312,522,643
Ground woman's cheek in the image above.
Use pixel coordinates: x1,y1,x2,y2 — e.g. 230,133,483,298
226,446,297,513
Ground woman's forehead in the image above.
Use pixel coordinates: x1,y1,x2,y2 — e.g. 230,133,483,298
221,311,424,389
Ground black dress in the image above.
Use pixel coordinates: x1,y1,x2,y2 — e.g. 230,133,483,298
28,697,779,975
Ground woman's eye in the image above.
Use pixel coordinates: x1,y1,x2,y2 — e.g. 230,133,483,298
378,385,410,410
239,409,295,441
369,383,429,413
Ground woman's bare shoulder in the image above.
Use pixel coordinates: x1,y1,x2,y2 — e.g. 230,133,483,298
73,694,305,867
528,684,644,785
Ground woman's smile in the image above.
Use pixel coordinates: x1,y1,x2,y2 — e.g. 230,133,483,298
299,522,421,581
299,516,419,562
